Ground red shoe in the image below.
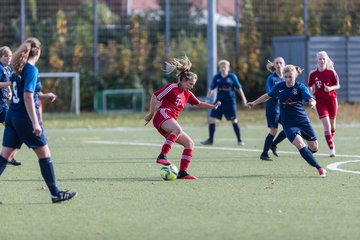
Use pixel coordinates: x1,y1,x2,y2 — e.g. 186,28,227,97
177,171,197,180
156,154,172,165
318,167,327,178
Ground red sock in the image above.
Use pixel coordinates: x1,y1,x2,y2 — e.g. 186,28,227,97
325,134,334,149
331,128,336,137
180,149,192,171
161,134,177,155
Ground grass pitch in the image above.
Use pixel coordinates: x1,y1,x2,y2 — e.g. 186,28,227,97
1,110,360,240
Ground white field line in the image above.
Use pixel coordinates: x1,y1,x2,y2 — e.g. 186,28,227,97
84,140,360,175
84,140,360,158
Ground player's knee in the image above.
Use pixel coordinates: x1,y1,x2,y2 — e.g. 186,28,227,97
184,139,194,150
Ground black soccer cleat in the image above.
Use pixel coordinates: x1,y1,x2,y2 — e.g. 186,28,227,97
260,154,272,161
270,145,278,157
8,159,21,166
200,139,213,145
51,190,77,203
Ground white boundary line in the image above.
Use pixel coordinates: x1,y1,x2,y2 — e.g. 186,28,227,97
84,140,360,175
327,160,360,174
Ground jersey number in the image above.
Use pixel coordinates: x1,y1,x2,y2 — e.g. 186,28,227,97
12,81,20,104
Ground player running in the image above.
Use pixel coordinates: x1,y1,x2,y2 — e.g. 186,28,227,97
308,51,340,157
247,65,326,177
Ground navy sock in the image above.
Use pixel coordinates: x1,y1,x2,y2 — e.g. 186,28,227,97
209,123,215,141
38,158,60,196
299,147,321,169
0,155,8,176
262,133,274,155
272,130,286,146
232,123,241,142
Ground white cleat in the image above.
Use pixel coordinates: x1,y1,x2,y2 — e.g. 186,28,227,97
329,148,336,157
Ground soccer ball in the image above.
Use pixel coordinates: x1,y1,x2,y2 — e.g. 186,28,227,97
160,164,178,181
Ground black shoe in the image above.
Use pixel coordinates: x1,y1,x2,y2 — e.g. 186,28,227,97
200,139,213,145
8,159,21,166
51,190,77,203
270,145,278,157
260,154,272,161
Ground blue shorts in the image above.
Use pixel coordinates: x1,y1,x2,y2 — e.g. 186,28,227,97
210,103,237,121
284,122,317,143
266,111,281,128
3,109,47,149
0,105,8,123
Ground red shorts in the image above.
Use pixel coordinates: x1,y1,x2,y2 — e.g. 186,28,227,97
315,98,337,119
153,108,177,137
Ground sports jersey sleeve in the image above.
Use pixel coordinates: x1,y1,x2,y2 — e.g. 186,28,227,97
209,74,217,90
23,65,38,93
299,83,313,102
265,74,273,93
187,91,201,106
331,69,340,85
230,73,241,89
154,83,172,101
267,83,279,98
307,70,315,87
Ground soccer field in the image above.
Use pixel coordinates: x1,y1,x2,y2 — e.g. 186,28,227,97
1,122,360,240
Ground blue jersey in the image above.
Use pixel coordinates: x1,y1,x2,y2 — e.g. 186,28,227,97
268,81,313,128
10,62,42,114
265,72,284,114
210,73,242,104
0,63,11,106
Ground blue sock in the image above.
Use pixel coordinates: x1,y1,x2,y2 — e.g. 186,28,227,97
272,130,286,146
0,155,8,175
299,147,321,169
262,133,274,155
38,158,60,196
209,123,215,141
232,123,241,142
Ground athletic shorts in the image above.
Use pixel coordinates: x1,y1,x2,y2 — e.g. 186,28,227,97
3,110,47,149
210,103,237,121
0,105,8,123
284,121,317,143
315,98,337,119
152,108,177,137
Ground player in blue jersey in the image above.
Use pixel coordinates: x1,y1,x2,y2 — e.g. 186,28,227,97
201,60,247,146
247,65,326,177
260,57,287,161
0,37,77,203
0,46,21,166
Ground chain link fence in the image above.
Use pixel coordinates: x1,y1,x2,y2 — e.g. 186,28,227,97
0,0,358,111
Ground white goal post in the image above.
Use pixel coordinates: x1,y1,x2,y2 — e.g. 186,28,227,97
38,72,80,115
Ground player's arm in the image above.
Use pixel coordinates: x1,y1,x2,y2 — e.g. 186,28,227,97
236,88,247,106
246,93,271,109
24,91,41,136
144,93,158,124
39,91,57,102
0,81,11,89
204,88,215,103
197,101,221,109
7,85,12,100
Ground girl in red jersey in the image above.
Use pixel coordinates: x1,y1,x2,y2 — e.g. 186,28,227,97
308,51,340,157
144,56,221,180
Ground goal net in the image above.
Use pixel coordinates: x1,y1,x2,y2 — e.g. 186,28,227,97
94,89,146,113
39,72,80,115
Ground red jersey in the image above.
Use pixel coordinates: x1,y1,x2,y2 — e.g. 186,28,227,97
154,83,200,119
308,68,339,100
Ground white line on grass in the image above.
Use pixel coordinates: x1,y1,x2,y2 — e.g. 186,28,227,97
84,140,360,158
327,160,360,174
85,140,360,175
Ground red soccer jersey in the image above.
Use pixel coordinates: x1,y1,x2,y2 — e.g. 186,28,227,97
308,68,339,99
154,83,200,118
